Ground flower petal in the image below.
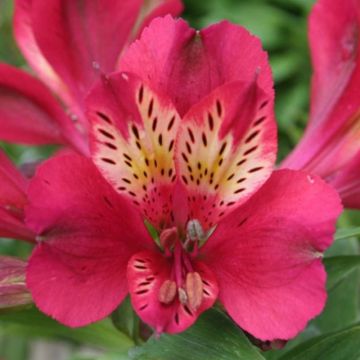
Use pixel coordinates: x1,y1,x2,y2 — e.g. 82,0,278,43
175,81,276,229
14,0,73,108
127,250,218,334
132,0,184,40
332,150,360,209
0,64,86,152
88,73,181,229
308,0,360,129
202,170,342,340
0,256,32,310
0,149,28,209
0,208,34,241
282,0,360,178
30,0,144,108
26,154,152,327
120,16,273,116
0,150,34,241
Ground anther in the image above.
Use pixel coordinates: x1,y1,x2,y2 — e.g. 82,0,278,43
178,287,188,305
187,219,205,242
158,280,177,304
185,272,203,311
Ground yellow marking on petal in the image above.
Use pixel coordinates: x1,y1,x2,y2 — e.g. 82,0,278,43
93,82,180,225
177,97,274,225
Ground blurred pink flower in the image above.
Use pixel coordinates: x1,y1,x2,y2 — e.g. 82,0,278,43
281,0,360,209
0,0,183,154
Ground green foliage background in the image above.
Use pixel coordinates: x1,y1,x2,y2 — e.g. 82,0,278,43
0,0,359,359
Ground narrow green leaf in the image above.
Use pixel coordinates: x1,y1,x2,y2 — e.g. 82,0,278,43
335,227,360,241
112,297,141,344
129,309,264,360
279,324,360,360
0,307,134,351
324,256,360,291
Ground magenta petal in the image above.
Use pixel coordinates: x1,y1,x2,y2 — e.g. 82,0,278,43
0,64,85,151
0,256,32,310
127,250,218,334
134,0,183,38
0,149,28,209
88,73,180,229
308,0,360,129
175,80,276,229
0,208,34,241
26,154,152,327
202,170,342,340
332,151,360,208
30,0,143,106
0,150,34,241
14,0,73,108
120,16,273,116
282,0,360,179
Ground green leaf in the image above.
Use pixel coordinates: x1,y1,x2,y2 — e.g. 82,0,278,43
335,227,360,241
112,297,141,344
129,309,264,360
324,256,360,291
0,307,134,351
279,324,360,360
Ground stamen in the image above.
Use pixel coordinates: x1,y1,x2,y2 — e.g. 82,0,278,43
185,272,203,311
187,219,205,242
159,227,178,252
158,280,177,304
178,287,188,304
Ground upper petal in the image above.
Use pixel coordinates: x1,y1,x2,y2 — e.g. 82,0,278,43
0,64,86,152
26,154,152,327
120,16,273,116
29,0,144,110
131,0,184,40
88,73,181,229
202,170,342,340
175,80,276,229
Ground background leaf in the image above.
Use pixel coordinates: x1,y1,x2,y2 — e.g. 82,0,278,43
0,307,134,351
279,324,360,360
129,309,264,360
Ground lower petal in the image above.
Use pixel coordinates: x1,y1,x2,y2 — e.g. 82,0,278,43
127,250,218,334
25,154,152,327
27,242,129,327
202,170,342,340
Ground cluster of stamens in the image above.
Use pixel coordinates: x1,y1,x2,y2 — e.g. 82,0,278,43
157,220,207,312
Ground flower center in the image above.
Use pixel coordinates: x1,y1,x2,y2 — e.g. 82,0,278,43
157,220,207,312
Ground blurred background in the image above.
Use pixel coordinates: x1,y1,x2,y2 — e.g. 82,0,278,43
0,0,359,359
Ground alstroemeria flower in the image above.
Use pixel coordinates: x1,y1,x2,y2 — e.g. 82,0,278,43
25,22,342,338
0,0,182,153
281,0,360,208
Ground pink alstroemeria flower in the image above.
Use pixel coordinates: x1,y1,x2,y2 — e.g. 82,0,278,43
25,18,342,341
0,0,182,154
281,0,360,208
